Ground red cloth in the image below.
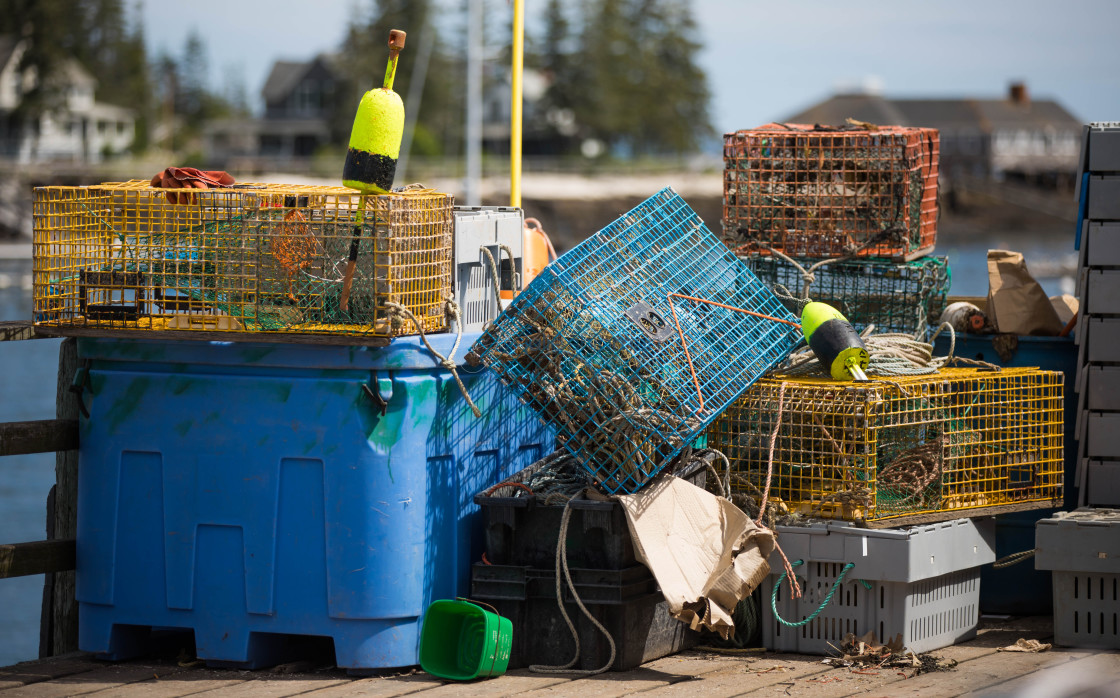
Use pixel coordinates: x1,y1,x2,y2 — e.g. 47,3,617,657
150,167,235,204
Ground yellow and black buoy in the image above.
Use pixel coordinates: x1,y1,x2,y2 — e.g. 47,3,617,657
801,302,870,381
338,29,407,312
343,29,407,193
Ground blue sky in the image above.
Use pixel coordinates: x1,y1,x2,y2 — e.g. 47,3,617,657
140,0,1120,135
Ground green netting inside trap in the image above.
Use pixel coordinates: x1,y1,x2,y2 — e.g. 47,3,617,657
743,255,950,337
109,201,449,335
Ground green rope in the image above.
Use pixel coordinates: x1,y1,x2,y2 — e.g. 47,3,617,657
770,559,872,628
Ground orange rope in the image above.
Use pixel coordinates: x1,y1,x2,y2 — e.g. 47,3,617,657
668,294,705,413
668,293,802,329
666,293,803,412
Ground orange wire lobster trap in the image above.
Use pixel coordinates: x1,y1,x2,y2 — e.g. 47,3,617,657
709,367,1064,527
32,181,453,338
722,123,940,260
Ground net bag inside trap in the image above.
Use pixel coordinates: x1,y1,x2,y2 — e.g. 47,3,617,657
468,188,802,494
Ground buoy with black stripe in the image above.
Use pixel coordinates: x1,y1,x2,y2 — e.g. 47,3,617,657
338,29,406,312
800,302,870,381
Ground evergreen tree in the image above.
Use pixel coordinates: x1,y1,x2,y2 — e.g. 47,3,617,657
0,0,154,152
541,0,712,157
0,1,79,128
536,0,579,146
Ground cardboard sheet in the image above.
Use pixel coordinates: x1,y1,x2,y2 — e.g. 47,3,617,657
986,250,1064,336
615,476,775,639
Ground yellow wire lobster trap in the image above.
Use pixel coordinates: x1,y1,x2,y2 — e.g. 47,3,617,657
32,180,453,338
709,367,1064,527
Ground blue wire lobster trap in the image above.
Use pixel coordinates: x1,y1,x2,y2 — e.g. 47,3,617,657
468,188,802,494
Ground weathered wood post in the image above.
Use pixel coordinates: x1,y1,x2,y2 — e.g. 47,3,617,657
43,337,79,656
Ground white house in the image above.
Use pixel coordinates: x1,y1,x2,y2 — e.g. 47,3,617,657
0,35,136,164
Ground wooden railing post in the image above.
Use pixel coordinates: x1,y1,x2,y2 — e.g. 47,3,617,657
44,337,79,656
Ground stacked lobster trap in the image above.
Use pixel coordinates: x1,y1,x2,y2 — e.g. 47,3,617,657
709,365,1064,655
724,123,949,339
743,255,950,336
710,367,1065,527
32,180,454,337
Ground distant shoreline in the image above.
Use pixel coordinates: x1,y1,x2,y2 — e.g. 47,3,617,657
0,242,30,259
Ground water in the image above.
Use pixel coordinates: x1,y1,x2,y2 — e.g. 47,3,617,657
0,224,1078,667
0,256,62,668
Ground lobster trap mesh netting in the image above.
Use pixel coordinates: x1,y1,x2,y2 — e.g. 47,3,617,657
32,180,453,337
742,255,950,337
468,188,803,494
708,367,1064,526
722,124,940,260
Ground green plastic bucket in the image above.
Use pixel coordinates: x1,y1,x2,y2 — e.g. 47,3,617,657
419,599,513,681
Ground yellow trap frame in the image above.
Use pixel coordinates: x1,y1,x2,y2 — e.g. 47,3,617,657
709,366,1064,527
32,180,454,340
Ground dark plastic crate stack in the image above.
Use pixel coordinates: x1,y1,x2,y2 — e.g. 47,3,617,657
761,518,995,655
1074,123,1120,508
476,451,707,570
742,255,950,337
470,563,699,671
1035,508,1120,649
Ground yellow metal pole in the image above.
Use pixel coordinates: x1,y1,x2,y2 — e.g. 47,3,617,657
510,0,524,207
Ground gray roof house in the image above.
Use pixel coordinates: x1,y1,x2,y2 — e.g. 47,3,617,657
782,83,1082,182
203,54,338,169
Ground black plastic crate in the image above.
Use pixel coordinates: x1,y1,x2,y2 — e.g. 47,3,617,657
470,563,698,671
475,451,709,570
472,563,658,603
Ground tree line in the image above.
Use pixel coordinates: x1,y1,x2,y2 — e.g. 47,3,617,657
0,0,713,159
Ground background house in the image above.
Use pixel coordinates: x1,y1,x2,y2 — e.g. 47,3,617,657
0,36,135,164
783,82,1081,188
203,54,338,170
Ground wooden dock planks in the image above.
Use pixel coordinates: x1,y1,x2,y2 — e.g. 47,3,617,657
2,617,1117,697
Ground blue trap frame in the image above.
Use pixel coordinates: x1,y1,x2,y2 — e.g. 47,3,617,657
469,188,802,494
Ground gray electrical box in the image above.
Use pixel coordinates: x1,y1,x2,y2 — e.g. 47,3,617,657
452,206,524,333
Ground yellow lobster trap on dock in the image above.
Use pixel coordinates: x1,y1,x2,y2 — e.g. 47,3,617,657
709,367,1064,527
32,181,453,338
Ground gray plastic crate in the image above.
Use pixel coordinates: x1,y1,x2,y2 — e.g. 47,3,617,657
1035,508,1120,649
451,206,524,333
1084,270,1120,316
1084,413,1120,459
1083,222,1120,267
1088,124,1120,173
761,518,995,655
1084,462,1120,507
1082,318,1120,364
1087,176,1120,221
1086,367,1120,411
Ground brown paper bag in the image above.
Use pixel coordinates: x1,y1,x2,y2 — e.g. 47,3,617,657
986,250,1064,336
615,476,775,639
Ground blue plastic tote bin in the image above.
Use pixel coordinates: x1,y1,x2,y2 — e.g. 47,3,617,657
74,333,553,670
933,332,1076,613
